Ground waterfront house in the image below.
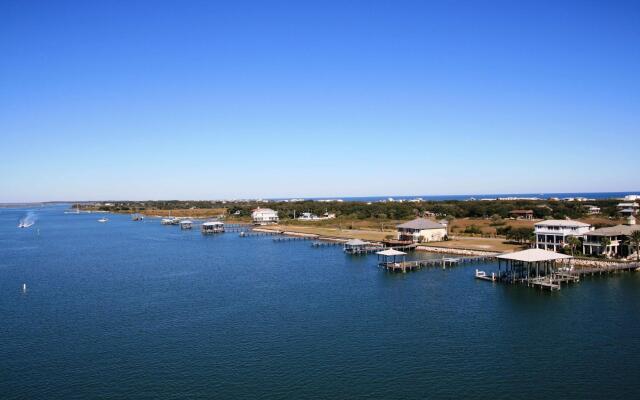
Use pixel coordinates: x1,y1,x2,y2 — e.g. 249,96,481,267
508,209,534,220
534,219,593,252
582,216,640,257
396,218,447,243
251,208,279,225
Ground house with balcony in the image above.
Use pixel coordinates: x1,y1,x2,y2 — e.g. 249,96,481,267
251,208,279,225
583,218,640,258
396,218,447,243
617,202,639,216
534,219,593,252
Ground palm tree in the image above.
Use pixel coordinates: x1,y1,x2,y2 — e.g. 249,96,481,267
567,236,581,256
600,236,612,257
627,230,640,262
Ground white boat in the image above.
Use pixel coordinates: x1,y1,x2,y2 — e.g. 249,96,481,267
98,218,108,223
161,217,179,225
18,221,34,228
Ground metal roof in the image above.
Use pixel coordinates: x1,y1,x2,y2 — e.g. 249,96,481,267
345,239,368,246
376,249,407,256
534,219,591,228
396,218,446,230
497,248,573,262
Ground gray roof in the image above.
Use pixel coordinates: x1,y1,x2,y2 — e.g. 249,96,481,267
396,218,445,230
586,224,640,237
534,219,591,228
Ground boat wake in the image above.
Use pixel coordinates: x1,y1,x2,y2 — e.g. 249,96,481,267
18,212,37,228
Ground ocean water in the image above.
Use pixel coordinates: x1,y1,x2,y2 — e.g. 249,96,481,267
1,205,640,399
284,191,640,202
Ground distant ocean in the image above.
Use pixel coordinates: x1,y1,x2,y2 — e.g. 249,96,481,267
280,191,640,202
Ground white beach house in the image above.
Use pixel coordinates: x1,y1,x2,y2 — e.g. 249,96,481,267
534,219,593,252
252,208,279,225
617,202,639,216
396,218,447,243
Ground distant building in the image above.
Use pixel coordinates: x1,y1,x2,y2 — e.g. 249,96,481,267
396,218,447,243
252,208,279,225
508,209,534,220
298,211,335,221
617,202,639,216
583,205,601,215
298,212,320,221
534,220,593,252
583,217,640,257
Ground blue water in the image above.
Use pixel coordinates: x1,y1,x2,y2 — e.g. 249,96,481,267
279,191,640,202
2,205,640,399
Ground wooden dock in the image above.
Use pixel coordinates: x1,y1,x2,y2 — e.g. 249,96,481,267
345,245,385,255
224,227,251,232
273,236,314,242
476,259,639,291
381,256,495,273
311,241,342,247
239,231,281,237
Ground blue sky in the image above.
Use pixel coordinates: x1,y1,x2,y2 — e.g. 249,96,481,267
1,0,639,202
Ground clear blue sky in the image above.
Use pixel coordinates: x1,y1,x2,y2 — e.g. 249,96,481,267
1,0,639,202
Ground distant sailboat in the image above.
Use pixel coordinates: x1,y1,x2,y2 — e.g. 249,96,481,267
98,217,109,223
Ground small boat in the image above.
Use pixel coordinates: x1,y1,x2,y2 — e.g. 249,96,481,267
18,222,34,228
161,217,180,225
98,218,108,223
180,220,193,230
131,213,144,221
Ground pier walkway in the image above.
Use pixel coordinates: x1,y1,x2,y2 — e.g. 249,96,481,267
380,255,494,273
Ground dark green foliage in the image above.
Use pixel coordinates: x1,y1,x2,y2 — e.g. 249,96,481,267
90,198,623,222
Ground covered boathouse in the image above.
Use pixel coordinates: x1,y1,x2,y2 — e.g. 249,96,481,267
495,248,574,291
343,239,383,254
201,221,225,234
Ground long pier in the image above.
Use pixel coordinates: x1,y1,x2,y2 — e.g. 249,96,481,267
311,241,342,247
239,231,281,237
381,256,495,273
273,236,314,242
